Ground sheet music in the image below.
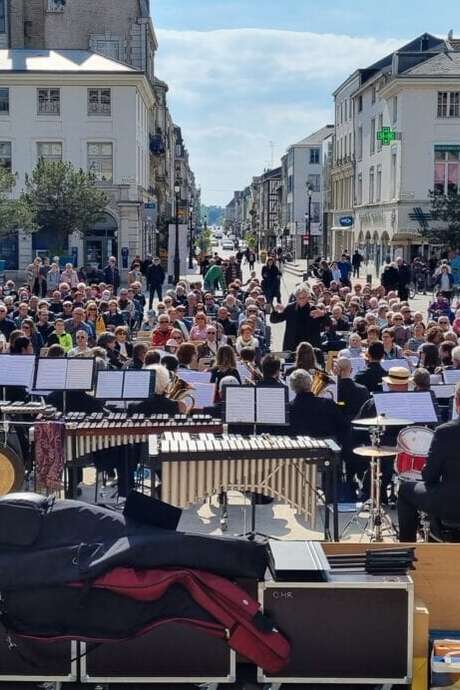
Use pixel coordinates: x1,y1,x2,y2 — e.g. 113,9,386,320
180,369,211,385
96,371,124,399
0,355,36,389
65,358,94,390
236,362,251,382
373,392,437,423
431,384,455,399
443,369,460,385
256,386,287,425
192,383,215,409
349,357,366,379
35,358,67,391
123,371,152,400
380,359,410,372
225,386,255,424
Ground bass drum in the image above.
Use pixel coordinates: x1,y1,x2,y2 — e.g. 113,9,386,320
396,426,434,482
0,446,25,496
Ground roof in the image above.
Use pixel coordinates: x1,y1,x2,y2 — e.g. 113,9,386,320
293,125,334,147
0,49,137,73
403,50,460,76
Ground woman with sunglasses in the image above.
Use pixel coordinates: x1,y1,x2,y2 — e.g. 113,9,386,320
21,318,44,355
189,312,208,341
114,326,133,360
197,324,219,362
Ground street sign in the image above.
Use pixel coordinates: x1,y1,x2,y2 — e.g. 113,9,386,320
377,127,396,146
339,216,353,227
303,234,310,246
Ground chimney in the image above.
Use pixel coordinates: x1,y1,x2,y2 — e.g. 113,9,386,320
420,34,430,52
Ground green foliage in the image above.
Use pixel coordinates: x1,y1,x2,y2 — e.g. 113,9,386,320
0,167,35,236
424,189,460,249
200,225,213,254
21,159,109,254
244,231,257,250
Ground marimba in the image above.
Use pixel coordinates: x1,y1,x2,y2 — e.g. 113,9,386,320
64,412,223,464
150,433,341,540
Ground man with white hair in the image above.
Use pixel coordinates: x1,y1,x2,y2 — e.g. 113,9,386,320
130,364,186,415
288,369,348,439
336,358,370,423
450,345,460,370
270,283,329,353
398,381,460,541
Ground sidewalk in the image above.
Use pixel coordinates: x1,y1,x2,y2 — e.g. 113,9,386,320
284,259,380,287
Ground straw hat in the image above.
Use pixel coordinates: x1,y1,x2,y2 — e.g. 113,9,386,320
383,366,410,385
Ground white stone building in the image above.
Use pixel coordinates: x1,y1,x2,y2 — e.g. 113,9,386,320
0,49,154,271
331,32,460,264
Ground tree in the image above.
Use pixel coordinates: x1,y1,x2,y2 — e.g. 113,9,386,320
0,167,35,236
423,189,460,249
21,159,109,255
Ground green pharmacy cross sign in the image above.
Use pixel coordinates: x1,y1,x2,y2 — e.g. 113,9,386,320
377,127,396,146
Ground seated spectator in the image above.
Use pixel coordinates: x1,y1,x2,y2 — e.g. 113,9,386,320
339,333,364,359
151,315,173,347
114,325,133,359
189,312,209,341
405,323,426,353
68,330,91,357
382,328,404,360
103,299,126,329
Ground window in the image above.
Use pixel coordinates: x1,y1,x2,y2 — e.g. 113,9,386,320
307,174,320,192
392,96,398,124
437,91,460,118
95,40,120,60
309,148,320,164
88,88,111,116
434,147,460,195
369,167,374,203
0,142,11,172
0,0,5,33
357,173,362,205
376,165,382,201
0,88,9,115
37,142,62,162
391,151,397,198
358,95,363,112
47,0,65,11
370,118,376,155
357,126,363,161
377,113,383,151
37,88,60,115
372,86,376,104
87,143,113,183
348,133,352,157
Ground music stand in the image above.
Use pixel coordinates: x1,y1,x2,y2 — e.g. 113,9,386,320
0,354,36,401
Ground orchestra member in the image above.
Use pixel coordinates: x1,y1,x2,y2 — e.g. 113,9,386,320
336,358,370,422
412,368,431,392
125,342,148,370
417,342,441,374
288,369,348,440
176,342,198,370
210,345,241,391
398,382,460,541
259,353,285,386
130,364,185,415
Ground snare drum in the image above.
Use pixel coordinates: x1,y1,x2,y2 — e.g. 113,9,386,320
396,426,434,482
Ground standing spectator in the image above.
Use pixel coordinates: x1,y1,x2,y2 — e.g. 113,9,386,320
103,256,120,296
204,261,226,293
146,257,165,309
224,256,241,285
31,257,47,297
247,248,256,271
381,263,400,293
396,256,411,301
46,262,61,294
435,264,454,302
337,254,352,287
352,249,363,278
60,262,79,288
128,262,143,286
261,256,281,305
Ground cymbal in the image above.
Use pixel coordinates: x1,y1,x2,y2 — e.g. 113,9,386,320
352,415,413,427
354,445,398,458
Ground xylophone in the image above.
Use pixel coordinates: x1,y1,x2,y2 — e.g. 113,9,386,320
149,433,341,540
64,412,224,464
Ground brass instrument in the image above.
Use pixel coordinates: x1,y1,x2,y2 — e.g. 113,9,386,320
241,360,263,384
166,375,196,413
311,368,336,398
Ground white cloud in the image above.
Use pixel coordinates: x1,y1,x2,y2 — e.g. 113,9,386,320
155,28,403,205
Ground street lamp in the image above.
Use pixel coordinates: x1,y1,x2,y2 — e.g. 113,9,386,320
173,179,181,284
188,197,194,270
306,183,313,261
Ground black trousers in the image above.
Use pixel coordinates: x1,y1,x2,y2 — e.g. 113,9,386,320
353,266,360,278
397,481,460,542
148,284,162,309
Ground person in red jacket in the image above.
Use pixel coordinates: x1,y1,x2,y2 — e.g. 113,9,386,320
151,314,173,347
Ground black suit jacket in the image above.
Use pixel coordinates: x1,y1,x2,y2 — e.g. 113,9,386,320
270,302,330,351
289,392,348,442
355,362,386,394
337,378,370,422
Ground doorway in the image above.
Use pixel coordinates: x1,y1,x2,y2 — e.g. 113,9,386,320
84,213,118,269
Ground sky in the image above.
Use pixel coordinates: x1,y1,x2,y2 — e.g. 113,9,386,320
152,1,457,206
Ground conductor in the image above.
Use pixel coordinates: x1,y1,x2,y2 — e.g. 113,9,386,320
397,382,460,541
270,284,329,352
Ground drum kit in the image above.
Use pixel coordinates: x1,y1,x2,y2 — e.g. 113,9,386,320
348,414,416,542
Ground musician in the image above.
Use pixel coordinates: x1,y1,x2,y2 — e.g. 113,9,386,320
284,341,319,378
203,375,240,419
259,353,285,386
124,342,148,370
130,364,185,415
210,345,241,390
176,342,198,370
355,341,386,393
270,284,329,352
336,358,370,421
97,332,125,370
412,368,431,392
398,382,460,541
239,347,262,382
288,369,348,440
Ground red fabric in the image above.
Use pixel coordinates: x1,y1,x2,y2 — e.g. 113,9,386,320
34,422,65,491
73,567,290,673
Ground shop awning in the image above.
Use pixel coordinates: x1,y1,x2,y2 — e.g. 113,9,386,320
391,229,422,244
331,226,354,232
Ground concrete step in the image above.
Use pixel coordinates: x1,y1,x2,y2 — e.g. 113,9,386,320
283,262,307,279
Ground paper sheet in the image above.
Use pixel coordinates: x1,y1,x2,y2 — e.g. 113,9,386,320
123,370,152,400
192,383,215,409
431,384,455,399
380,358,410,372
225,386,255,424
256,386,287,425
66,358,94,390
35,358,67,391
180,369,211,385
349,357,367,379
96,371,124,399
373,392,437,423
0,355,36,389
443,369,460,385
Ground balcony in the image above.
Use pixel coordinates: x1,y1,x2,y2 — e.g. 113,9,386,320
150,134,166,155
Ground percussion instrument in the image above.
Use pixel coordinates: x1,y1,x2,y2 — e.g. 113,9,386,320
353,446,398,458
0,446,24,495
64,412,224,464
0,402,56,417
396,426,434,481
353,416,413,427
150,433,341,540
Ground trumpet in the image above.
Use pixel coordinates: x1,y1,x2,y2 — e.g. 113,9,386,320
166,375,196,414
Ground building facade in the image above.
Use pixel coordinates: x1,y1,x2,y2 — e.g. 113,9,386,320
0,50,154,271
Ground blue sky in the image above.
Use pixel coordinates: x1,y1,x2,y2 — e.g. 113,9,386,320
152,1,457,205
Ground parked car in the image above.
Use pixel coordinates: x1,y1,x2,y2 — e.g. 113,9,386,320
222,240,234,250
